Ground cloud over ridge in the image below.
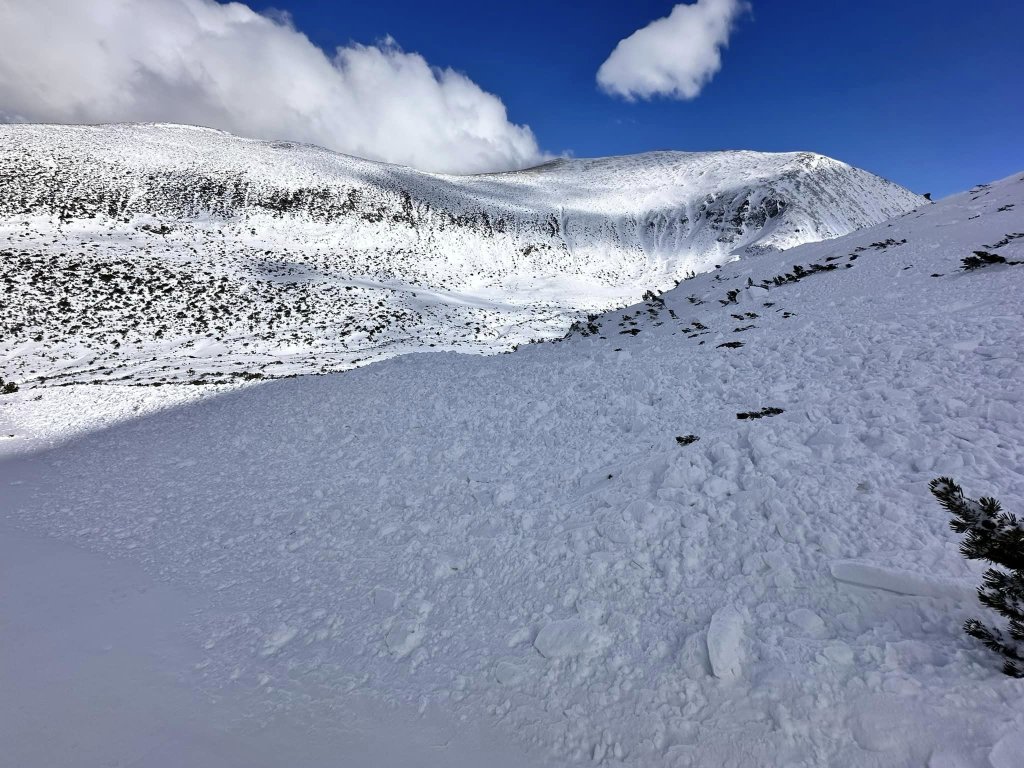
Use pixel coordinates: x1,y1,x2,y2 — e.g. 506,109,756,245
0,0,546,174
597,0,750,101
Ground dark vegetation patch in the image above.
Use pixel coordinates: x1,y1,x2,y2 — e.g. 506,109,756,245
736,407,785,420
961,251,1023,270
985,232,1024,249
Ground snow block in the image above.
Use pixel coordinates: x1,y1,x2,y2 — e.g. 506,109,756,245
494,661,526,685
259,624,298,657
385,620,423,658
829,560,971,600
533,618,603,659
787,608,827,637
989,732,1024,768
707,606,745,680
745,286,769,300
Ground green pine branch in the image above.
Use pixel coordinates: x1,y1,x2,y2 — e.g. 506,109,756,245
931,476,1024,678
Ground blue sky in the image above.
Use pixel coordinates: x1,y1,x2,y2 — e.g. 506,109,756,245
2,1,1021,194
262,0,1023,197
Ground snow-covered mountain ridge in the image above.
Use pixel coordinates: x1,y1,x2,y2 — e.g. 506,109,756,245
0,123,924,385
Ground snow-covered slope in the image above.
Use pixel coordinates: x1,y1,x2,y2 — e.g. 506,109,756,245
0,123,923,384
2,171,1021,766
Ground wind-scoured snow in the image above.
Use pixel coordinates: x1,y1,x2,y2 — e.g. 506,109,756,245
0,123,923,385
1,168,1021,765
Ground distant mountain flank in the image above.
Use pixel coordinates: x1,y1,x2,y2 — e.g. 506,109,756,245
0,123,925,385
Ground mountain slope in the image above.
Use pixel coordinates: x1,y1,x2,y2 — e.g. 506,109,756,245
2,171,1021,766
0,123,923,385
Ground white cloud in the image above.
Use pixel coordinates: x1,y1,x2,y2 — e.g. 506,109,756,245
597,0,750,101
0,0,547,174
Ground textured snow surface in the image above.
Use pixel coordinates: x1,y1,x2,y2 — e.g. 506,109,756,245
2,170,1023,765
0,123,923,385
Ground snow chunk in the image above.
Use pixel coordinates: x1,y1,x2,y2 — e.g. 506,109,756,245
821,641,854,665
386,620,423,658
738,286,769,303
989,732,1024,768
533,618,605,659
787,608,826,637
706,606,745,680
494,660,526,685
259,624,298,657
830,560,970,599
884,640,938,670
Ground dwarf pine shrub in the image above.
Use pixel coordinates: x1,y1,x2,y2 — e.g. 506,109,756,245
931,477,1024,677
961,251,1007,270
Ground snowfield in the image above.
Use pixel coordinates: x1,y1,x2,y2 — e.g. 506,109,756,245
2,154,1024,764
0,123,922,385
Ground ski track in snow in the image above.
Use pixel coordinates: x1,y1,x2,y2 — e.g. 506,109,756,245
1,171,1024,765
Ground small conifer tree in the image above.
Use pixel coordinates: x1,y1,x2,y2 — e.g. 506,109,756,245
930,477,1024,677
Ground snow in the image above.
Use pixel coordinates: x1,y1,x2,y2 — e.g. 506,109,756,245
706,606,745,680
786,607,827,637
0,123,922,386
0,525,544,768
829,559,974,600
1,147,1023,765
989,733,1024,768
534,618,607,659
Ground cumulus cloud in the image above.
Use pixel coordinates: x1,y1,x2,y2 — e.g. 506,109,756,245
597,0,750,101
0,0,547,174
